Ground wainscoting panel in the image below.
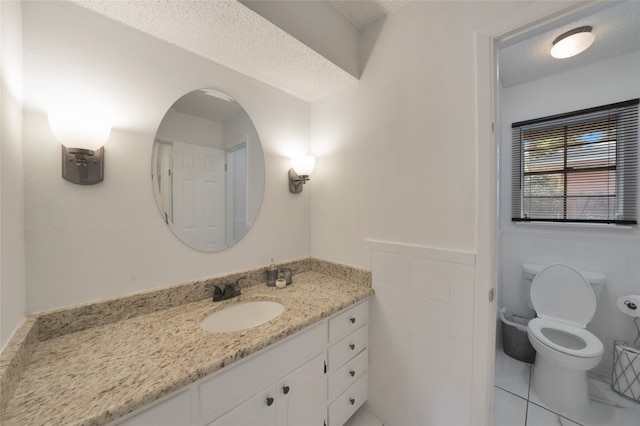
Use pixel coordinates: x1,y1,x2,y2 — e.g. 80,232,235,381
364,240,476,426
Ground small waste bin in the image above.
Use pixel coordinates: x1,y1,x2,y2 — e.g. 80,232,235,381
500,307,536,364
612,341,640,402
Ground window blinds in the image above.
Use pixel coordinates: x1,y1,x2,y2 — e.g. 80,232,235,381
512,99,638,225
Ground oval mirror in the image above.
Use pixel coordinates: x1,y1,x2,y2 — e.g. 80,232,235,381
152,89,265,252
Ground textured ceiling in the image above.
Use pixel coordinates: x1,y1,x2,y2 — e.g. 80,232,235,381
328,0,409,29
75,0,357,102
499,1,640,88
76,1,638,98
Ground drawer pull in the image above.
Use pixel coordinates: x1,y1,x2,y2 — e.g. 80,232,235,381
283,385,290,395
349,370,355,377
350,317,356,324
349,398,356,405
266,397,274,406
349,343,355,350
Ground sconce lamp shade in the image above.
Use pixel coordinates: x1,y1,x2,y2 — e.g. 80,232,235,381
291,156,315,176
289,155,315,194
48,106,110,185
550,26,595,59
48,107,111,151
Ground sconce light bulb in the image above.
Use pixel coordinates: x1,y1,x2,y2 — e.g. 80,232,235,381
292,155,315,176
48,106,112,151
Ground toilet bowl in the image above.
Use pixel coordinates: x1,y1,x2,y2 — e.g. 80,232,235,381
526,263,604,420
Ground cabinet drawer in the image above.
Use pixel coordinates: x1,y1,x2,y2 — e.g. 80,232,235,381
328,325,367,372
328,374,368,426
329,300,369,343
328,349,367,401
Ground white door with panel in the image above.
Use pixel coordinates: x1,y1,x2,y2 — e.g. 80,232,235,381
171,141,226,251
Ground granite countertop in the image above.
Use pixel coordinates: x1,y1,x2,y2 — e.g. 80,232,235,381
0,260,372,426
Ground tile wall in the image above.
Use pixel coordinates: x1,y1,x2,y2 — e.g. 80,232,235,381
364,241,476,425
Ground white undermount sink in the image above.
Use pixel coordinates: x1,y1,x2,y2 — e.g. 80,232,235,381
200,301,285,333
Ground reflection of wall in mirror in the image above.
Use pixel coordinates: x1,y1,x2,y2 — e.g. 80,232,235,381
158,109,223,148
223,110,264,229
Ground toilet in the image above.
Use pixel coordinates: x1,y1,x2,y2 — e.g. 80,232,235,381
525,263,604,420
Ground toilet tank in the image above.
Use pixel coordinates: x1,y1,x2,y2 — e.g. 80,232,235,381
522,263,607,306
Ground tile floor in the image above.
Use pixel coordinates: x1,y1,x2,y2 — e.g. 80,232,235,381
493,349,640,426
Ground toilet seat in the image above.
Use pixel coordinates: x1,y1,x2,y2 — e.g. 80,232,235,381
528,317,603,358
530,263,596,328
528,264,603,358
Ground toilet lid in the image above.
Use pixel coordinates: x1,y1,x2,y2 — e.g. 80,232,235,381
530,264,596,327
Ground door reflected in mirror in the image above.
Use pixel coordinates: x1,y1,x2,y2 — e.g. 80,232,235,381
152,89,265,252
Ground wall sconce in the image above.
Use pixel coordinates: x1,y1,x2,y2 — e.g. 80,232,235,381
550,26,595,59
288,155,315,193
48,107,111,185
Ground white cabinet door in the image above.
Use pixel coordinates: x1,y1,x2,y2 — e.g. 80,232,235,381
207,386,276,426
276,354,326,426
199,323,325,423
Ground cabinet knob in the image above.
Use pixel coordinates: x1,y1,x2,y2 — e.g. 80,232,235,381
266,397,274,406
282,385,290,395
349,398,355,405
349,370,355,377
350,317,356,324
349,343,355,350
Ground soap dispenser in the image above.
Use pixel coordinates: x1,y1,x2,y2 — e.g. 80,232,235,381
266,258,278,287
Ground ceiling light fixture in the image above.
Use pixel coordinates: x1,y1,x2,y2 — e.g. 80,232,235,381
550,26,595,59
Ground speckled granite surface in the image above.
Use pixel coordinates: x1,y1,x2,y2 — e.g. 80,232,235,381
0,259,371,426
0,317,38,414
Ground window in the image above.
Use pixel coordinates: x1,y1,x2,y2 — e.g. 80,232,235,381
511,99,638,225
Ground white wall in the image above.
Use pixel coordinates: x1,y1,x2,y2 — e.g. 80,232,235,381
499,50,640,378
223,109,265,226
20,1,312,313
309,1,526,269
308,1,538,424
0,0,26,350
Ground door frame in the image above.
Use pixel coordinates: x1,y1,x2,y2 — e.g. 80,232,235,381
225,135,249,246
472,1,604,423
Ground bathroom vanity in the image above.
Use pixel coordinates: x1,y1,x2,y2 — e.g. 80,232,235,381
113,299,369,426
0,259,372,426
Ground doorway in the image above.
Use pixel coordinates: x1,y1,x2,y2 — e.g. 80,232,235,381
487,2,640,425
